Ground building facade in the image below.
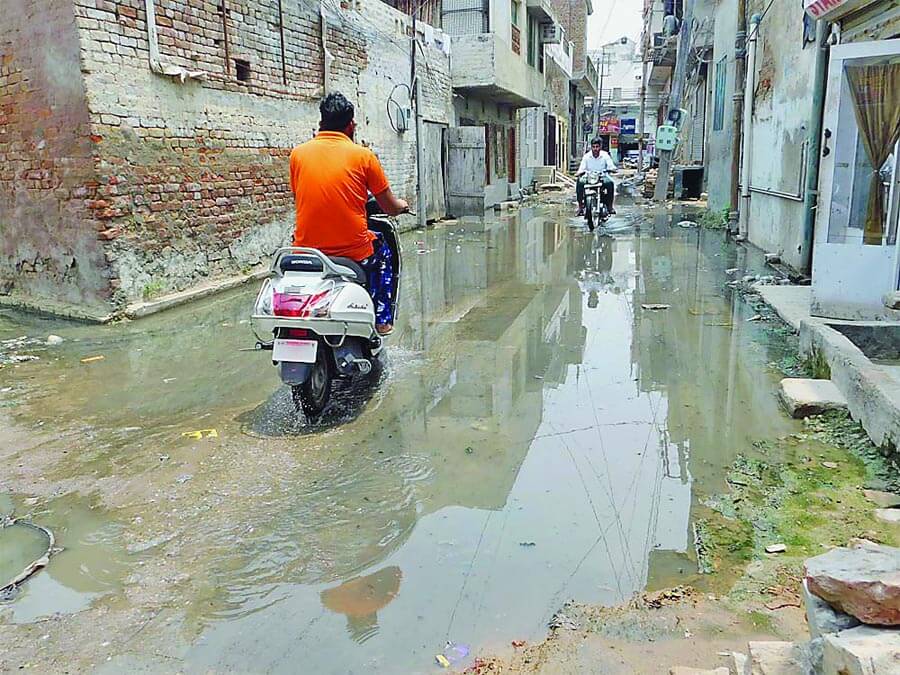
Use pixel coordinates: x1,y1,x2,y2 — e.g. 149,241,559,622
0,0,454,319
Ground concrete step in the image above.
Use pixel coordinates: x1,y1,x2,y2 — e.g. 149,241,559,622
778,378,848,418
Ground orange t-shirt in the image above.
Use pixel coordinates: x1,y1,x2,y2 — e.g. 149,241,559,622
289,131,391,261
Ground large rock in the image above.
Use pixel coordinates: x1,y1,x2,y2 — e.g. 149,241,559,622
747,641,806,674
727,651,749,675
779,378,848,418
822,625,900,674
802,578,861,638
805,540,900,625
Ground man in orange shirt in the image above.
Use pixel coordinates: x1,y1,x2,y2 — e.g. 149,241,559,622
290,92,408,334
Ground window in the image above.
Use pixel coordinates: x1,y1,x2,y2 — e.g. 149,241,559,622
510,0,521,54
713,55,727,131
234,58,251,82
613,87,622,99
527,16,537,66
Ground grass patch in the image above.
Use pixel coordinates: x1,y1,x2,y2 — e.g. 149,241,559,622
699,207,730,230
142,280,165,301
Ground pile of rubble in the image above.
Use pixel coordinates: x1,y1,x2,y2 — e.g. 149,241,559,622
671,540,900,674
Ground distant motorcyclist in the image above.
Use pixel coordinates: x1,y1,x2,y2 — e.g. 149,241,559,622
289,92,408,335
575,138,617,217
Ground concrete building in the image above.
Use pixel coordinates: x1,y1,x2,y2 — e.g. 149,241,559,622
640,0,714,176
442,0,573,208
0,0,454,320
551,0,598,168
587,36,661,164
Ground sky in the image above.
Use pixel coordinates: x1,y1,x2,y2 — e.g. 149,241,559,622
587,0,643,49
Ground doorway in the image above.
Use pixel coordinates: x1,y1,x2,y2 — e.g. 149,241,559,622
812,39,900,319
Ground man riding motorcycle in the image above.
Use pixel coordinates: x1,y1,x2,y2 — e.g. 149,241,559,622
289,92,409,335
575,138,617,217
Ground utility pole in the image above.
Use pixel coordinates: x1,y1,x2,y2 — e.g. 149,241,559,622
637,32,649,174
410,4,426,229
590,49,606,148
653,0,695,203
728,0,747,232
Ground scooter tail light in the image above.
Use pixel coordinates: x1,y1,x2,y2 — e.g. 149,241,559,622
273,288,338,318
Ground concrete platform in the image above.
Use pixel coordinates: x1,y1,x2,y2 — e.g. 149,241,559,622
756,284,900,453
779,378,849,418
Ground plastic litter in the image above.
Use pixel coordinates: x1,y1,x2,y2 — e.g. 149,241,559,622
519,541,536,547
46,335,64,346
512,640,526,648
822,461,839,469
641,304,670,310
80,355,105,363
441,642,470,665
182,428,218,439
435,654,450,668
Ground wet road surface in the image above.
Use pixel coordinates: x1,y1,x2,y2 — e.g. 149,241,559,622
0,202,801,673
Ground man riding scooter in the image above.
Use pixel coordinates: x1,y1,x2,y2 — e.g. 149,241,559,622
575,138,617,217
289,92,409,335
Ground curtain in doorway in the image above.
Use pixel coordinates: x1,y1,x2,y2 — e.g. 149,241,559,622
846,63,900,244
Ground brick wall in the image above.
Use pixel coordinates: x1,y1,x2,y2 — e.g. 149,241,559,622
551,0,588,76
2,0,452,316
0,0,114,317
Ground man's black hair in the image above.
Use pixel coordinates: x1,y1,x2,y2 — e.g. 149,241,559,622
319,92,355,131
591,137,602,146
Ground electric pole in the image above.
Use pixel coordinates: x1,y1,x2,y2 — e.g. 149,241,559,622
410,4,426,229
590,49,606,149
653,0,695,203
728,0,747,231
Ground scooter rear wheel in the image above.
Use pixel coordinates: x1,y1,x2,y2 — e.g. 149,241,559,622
292,347,332,418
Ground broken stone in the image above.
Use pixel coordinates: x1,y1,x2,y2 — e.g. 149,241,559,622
669,668,729,675
874,509,900,525
802,578,860,639
765,543,787,554
823,461,840,469
822,625,900,674
746,641,806,675
46,335,64,346
728,651,748,675
765,253,781,265
805,540,900,625
778,378,849,419
864,490,900,509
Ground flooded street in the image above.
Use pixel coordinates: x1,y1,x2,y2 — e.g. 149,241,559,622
0,202,804,673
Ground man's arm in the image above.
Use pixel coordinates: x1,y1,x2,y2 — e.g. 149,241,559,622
374,187,409,216
605,152,618,172
576,153,588,176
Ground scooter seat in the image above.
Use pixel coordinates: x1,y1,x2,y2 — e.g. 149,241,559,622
328,256,367,287
279,253,367,286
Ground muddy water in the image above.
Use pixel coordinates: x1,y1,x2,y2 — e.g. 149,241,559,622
0,204,799,673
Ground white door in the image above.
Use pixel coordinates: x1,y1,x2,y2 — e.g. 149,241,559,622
811,39,900,320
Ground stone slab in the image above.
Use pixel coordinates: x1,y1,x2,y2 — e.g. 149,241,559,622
864,490,900,509
125,268,268,319
874,509,900,525
805,540,900,626
747,641,806,675
669,668,730,675
822,625,900,674
728,651,749,675
779,378,849,418
802,578,861,639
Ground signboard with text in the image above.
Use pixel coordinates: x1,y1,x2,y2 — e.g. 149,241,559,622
804,0,875,20
620,118,636,134
598,117,620,135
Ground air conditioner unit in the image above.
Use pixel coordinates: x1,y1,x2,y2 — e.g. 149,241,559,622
540,22,561,44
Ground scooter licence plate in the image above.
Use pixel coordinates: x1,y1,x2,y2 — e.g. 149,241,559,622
273,339,318,363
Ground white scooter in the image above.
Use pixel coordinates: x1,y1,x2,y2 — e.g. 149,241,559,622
250,206,401,417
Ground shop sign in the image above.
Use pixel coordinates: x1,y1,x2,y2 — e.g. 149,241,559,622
620,118,636,134
598,117,620,134
804,0,877,20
